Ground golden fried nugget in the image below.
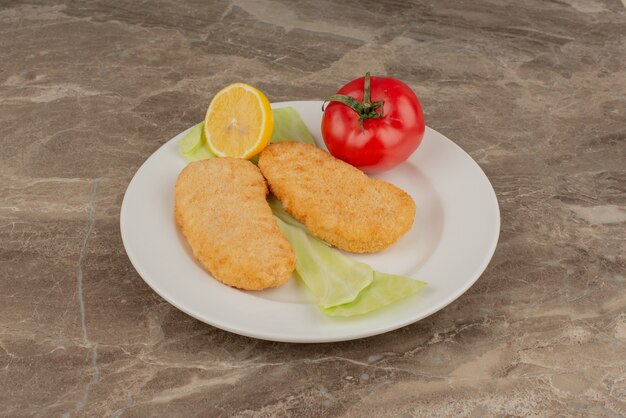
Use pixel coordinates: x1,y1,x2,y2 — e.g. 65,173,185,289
175,158,295,290
258,142,416,253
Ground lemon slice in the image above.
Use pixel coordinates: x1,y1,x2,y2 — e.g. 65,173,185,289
204,83,274,159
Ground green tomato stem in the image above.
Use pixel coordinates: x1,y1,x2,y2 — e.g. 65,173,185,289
322,72,385,133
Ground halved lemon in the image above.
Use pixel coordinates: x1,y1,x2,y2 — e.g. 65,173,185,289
204,83,274,159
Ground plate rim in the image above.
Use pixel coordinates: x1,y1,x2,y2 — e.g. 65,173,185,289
120,100,500,343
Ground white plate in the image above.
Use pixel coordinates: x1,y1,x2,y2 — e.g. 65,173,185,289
121,101,500,343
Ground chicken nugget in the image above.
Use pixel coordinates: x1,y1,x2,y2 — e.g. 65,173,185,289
258,142,416,253
175,158,295,290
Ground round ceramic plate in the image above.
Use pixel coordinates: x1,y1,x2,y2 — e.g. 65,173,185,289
121,101,500,343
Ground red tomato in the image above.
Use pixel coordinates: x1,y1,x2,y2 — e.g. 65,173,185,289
321,73,425,173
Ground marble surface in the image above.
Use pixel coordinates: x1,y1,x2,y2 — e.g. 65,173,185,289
1,0,625,416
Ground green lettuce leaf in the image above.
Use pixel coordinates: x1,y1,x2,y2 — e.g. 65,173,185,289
178,122,215,162
322,272,427,317
275,217,373,309
273,198,426,316
268,106,316,145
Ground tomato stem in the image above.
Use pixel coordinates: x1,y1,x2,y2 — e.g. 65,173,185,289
322,72,384,133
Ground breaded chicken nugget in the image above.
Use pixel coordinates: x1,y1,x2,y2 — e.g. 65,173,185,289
258,142,416,253
175,158,295,290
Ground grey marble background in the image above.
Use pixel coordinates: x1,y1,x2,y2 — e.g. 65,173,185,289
1,0,625,416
